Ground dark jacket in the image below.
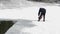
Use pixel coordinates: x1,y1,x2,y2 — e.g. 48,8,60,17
38,8,46,16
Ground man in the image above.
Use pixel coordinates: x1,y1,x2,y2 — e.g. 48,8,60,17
38,8,46,22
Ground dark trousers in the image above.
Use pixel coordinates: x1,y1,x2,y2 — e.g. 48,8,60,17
38,12,46,21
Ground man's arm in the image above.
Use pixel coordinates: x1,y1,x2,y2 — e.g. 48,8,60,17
38,11,40,16
38,8,41,16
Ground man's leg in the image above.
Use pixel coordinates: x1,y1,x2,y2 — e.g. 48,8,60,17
43,15,45,21
38,14,42,21
43,14,45,22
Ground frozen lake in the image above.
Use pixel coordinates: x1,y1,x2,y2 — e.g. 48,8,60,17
0,1,60,34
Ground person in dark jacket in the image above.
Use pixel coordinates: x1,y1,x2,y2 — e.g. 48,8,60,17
38,8,46,22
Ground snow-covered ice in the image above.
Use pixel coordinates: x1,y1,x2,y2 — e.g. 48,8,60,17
4,5,60,34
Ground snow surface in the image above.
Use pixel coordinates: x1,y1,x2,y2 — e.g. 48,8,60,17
0,1,60,34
